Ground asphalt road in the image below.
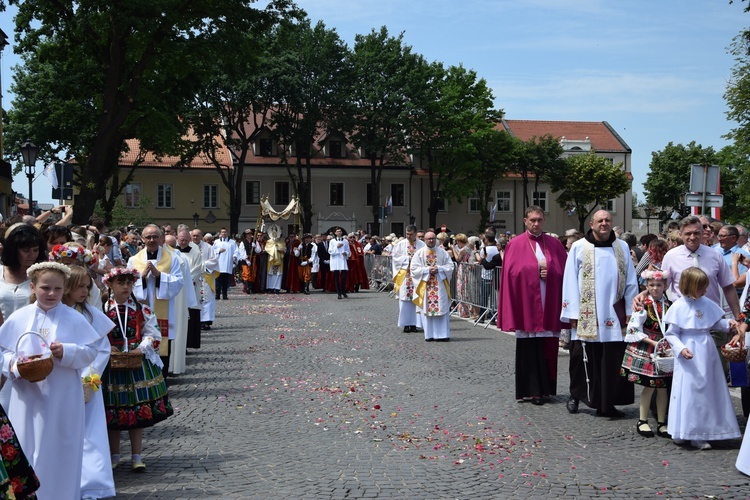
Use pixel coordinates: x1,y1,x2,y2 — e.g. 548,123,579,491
112,287,750,499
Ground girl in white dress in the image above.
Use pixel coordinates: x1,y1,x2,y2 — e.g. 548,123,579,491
663,267,741,450
63,266,116,500
0,262,104,499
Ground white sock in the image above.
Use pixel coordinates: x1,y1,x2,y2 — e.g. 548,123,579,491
111,453,120,463
132,453,141,462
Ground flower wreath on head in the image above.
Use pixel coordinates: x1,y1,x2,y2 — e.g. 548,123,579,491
641,269,669,281
49,243,98,268
26,261,72,279
102,267,141,288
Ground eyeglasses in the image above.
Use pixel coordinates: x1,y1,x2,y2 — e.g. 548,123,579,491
702,224,710,229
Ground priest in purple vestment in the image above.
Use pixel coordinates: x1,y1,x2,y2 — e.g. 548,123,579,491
497,205,569,405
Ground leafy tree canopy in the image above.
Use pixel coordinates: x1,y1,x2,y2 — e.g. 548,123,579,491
550,151,630,231
643,141,716,212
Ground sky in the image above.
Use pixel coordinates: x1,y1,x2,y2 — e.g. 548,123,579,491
1,0,748,205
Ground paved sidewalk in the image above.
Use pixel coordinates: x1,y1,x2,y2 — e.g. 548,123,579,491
112,288,750,499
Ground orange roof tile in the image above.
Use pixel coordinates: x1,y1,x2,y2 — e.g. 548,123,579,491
500,120,630,153
119,137,232,169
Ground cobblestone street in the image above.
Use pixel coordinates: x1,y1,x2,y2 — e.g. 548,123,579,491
112,287,750,499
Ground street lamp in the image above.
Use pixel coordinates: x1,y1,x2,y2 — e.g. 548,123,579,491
193,212,199,228
20,139,39,216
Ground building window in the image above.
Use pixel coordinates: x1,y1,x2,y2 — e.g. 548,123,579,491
532,191,548,212
157,184,173,209
366,183,374,206
330,182,344,206
391,222,404,238
433,191,446,212
275,181,290,205
468,191,482,213
245,180,260,205
124,183,141,208
605,198,616,212
391,184,405,206
329,140,342,158
495,191,511,212
259,138,273,157
203,185,218,209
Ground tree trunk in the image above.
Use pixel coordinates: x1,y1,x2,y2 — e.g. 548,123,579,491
370,157,380,236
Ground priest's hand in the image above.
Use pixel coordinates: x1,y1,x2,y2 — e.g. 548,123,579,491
568,319,578,329
50,341,64,359
680,348,693,360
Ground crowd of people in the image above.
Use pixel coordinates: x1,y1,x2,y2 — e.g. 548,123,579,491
4,202,750,498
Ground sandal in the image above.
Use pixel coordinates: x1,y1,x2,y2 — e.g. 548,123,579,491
656,422,671,438
637,419,654,438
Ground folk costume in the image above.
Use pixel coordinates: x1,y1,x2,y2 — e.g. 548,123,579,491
663,296,740,441
621,294,672,388
79,307,116,500
102,296,173,430
295,236,315,294
498,231,568,401
561,230,638,414
410,245,454,341
392,238,425,331
237,235,260,294
346,237,370,293
128,245,184,371
0,301,104,500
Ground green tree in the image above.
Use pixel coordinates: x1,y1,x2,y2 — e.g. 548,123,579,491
726,31,750,156
643,141,717,213
345,27,423,236
3,0,294,226
549,152,630,232
407,63,502,229
511,135,565,208
469,128,517,230
269,20,351,233
716,144,750,223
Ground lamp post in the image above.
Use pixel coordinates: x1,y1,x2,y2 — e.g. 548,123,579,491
193,212,199,228
20,139,39,216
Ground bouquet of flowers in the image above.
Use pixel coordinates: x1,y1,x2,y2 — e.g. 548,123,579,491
82,369,102,402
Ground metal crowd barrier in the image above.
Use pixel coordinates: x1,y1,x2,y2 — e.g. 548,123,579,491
364,254,393,292
363,254,500,329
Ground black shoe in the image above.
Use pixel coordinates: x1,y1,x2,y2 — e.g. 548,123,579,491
215,296,221,300
531,398,544,406
425,338,435,342
223,296,228,300
637,420,655,438
338,295,342,299
436,338,450,342
656,422,671,438
566,397,579,414
343,293,348,298
403,326,410,333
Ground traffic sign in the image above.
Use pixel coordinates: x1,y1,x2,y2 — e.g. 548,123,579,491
684,193,723,208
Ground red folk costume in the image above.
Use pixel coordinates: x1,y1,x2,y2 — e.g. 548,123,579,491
345,238,370,292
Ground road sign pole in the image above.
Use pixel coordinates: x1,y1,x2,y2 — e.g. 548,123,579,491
701,165,708,215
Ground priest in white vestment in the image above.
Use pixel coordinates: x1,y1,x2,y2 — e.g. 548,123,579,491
410,231,454,341
392,225,425,332
192,229,219,330
128,224,184,377
560,210,638,417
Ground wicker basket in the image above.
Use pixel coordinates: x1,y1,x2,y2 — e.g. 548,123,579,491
83,384,93,403
721,344,748,363
652,338,674,374
15,332,53,383
110,350,142,370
